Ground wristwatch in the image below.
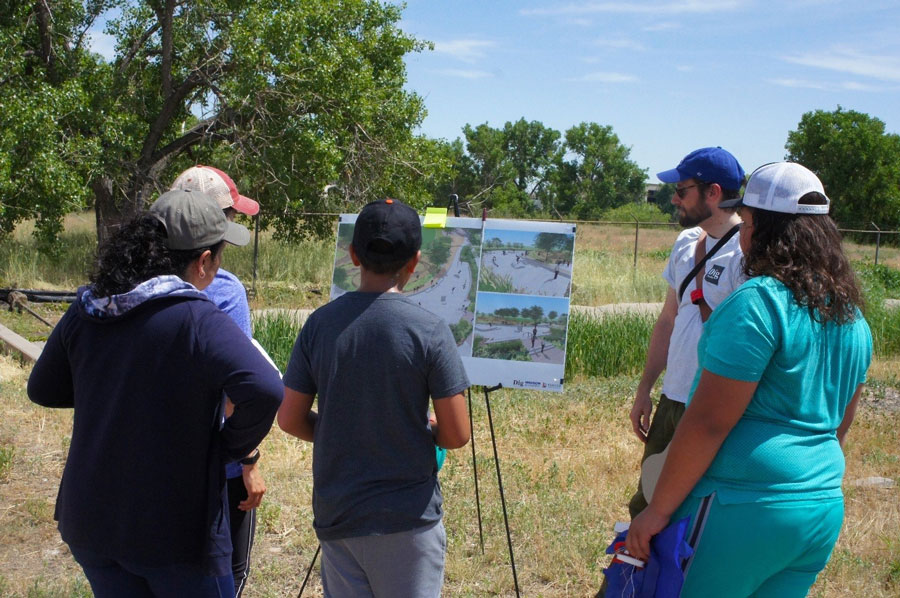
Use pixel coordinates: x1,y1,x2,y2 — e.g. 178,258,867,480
240,448,261,466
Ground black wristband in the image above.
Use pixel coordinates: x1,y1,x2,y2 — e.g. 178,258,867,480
239,448,260,466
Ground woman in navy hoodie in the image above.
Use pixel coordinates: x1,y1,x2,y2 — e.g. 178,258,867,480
27,190,283,598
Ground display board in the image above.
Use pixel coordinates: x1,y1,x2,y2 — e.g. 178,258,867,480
331,215,575,392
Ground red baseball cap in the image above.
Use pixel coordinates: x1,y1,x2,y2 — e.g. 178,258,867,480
171,165,260,216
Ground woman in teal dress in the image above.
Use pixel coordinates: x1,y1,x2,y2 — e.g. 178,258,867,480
625,162,872,597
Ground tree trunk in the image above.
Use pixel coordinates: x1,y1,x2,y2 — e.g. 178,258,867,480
93,177,143,245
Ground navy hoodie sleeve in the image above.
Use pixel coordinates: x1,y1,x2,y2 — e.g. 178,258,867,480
27,304,76,408
194,305,284,460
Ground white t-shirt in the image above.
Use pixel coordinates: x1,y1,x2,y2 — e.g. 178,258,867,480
660,226,745,403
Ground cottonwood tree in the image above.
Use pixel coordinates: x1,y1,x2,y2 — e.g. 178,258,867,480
786,107,900,229
555,122,647,219
2,0,435,246
0,0,106,250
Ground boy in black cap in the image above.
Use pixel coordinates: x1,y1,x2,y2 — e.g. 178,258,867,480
278,199,470,598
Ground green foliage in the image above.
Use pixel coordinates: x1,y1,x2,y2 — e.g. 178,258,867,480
425,235,451,274
553,122,648,219
856,263,900,299
18,577,92,598
521,304,545,323
600,201,671,223
786,107,900,230
252,313,302,373
3,0,437,246
457,119,645,219
565,312,655,377
856,262,900,357
0,1,104,251
448,318,472,344
0,444,13,482
473,336,530,360
478,268,514,293
651,183,677,218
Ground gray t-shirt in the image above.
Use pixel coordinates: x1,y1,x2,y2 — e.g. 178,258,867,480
283,292,470,541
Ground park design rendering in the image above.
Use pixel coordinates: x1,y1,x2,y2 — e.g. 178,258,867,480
471,292,569,365
479,229,574,297
471,228,574,365
330,215,575,389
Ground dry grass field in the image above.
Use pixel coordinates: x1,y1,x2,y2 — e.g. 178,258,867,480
1,356,898,597
1,213,899,596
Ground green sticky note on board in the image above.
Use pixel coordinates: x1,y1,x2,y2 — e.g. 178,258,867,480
423,207,448,228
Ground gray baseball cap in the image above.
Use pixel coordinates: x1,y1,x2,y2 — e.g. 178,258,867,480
149,189,250,250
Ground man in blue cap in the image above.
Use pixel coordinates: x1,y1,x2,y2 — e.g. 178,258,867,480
597,147,746,596
626,147,746,518
627,147,746,515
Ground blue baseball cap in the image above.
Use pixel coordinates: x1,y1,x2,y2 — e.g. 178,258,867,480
657,147,745,191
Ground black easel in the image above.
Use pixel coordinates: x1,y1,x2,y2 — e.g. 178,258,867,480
296,544,320,598
482,383,521,598
468,387,485,554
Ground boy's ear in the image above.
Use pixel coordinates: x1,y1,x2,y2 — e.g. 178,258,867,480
406,250,421,273
349,244,362,267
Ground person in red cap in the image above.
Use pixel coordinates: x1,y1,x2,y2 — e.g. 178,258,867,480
172,166,264,597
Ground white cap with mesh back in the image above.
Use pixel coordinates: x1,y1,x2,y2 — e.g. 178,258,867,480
719,162,830,215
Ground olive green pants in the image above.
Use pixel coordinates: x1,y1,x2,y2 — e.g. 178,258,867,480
627,395,686,519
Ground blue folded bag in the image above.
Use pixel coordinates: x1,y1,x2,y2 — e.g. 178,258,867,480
603,516,694,598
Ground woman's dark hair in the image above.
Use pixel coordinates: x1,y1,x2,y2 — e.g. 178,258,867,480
89,214,224,297
743,194,863,324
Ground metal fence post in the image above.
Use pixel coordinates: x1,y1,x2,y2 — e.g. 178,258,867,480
871,222,881,266
633,217,639,269
633,217,639,284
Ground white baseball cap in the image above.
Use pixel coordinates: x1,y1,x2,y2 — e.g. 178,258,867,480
171,165,260,216
719,162,830,215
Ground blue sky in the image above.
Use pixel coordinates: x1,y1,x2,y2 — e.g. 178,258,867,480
398,0,900,181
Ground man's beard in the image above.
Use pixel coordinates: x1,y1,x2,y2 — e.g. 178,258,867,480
678,202,712,227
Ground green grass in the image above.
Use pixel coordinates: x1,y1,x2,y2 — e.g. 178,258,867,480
478,268,515,293
449,318,473,344
473,336,531,361
0,214,96,290
0,445,14,482
252,312,302,373
565,311,655,378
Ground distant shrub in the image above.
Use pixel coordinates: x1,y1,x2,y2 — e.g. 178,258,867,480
600,202,671,223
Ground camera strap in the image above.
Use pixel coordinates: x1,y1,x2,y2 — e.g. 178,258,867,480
677,224,740,322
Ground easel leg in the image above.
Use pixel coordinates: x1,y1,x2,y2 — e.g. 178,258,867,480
484,385,521,598
469,388,485,554
296,544,320,598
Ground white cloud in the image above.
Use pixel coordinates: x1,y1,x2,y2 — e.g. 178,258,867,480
568,71,638,83
592,37,646,51
87,31,117,61
521,1,743,17
563,17,594,26
642,21,681,31
783,47,900,82
431,68,494,80
767,78,885,92
840,81,884,91
676,65,693,72
433,39,498,64
768,78,829,90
